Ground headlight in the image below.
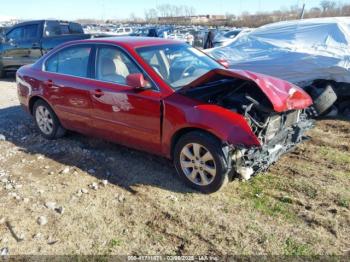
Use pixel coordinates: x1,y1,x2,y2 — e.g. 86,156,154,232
265,115,281,141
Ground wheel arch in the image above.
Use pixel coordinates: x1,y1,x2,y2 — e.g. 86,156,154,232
28,96,53,115
170,127,222,160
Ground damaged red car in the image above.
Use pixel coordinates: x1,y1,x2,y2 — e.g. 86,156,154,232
17,37,314,193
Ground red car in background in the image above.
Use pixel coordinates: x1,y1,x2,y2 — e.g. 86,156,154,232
17,37,314,193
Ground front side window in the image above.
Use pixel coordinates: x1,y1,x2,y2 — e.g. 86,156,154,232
95,46,143,85
45,46,92,78
7,27,23,41
137,44,222,89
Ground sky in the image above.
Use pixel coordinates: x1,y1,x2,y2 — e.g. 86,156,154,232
0,0,339,21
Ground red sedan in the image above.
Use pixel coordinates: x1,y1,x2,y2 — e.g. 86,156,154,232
17,37,314,193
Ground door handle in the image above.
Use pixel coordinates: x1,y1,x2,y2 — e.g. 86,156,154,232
93,89,104,98
32,43,40,49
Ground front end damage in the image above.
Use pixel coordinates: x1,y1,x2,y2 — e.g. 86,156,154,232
180,69,316,180
231,110,314,180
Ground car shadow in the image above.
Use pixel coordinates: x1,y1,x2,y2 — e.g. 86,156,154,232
0,105,196,194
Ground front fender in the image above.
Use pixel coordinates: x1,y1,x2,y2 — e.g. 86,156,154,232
162,101,261,158
187,104,261,146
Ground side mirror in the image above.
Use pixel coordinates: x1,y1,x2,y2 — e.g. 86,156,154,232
126,73,149,89
217,59,229,68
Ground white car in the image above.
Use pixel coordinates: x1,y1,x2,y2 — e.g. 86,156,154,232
207,17,350,116
114,27,133,36
168,32,194,45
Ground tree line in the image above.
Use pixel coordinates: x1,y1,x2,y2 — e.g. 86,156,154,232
142,1,350,27
77,1,350,27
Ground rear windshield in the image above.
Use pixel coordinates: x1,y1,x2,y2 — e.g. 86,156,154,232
44,21,84,37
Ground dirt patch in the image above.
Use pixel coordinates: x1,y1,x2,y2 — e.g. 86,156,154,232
0,77,349,255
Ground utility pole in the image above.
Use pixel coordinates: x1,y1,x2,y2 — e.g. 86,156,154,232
300,0,306,19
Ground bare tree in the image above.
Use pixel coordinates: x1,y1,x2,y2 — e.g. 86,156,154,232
320,0,337,12
129,13,136,21
225,12,236,21
308,7,322,17
342,4,350,16
142,1,347,27
144,8,158,23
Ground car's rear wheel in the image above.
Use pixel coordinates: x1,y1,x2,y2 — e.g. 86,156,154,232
173,131,230,193
33,100,66,139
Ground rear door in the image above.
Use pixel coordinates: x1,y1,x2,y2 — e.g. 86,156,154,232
89,44,162,154
43,44,95,133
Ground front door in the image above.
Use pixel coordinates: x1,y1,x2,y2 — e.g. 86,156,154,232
2,24,42,69
89,45,162,154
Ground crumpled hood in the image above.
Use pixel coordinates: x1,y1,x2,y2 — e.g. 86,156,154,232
182,68,313,112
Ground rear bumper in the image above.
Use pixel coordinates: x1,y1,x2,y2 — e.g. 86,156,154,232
232,117,315,177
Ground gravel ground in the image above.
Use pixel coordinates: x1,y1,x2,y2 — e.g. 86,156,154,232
0,76,349,256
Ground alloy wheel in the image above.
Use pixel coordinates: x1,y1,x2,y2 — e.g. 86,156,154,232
35,105,54,135
179,143,217,186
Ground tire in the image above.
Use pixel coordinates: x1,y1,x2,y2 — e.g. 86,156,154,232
306,84,337,116
33,100,66,139
173,131,230,193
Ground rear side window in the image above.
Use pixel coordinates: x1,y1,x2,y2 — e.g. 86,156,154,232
44,21,61,37
44,21,84,37
60,24,70,35
45,46,92,78
69,23,84,34
23,24,39,40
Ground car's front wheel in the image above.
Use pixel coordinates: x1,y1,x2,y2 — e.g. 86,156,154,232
33,100,66,139
174,131,230,193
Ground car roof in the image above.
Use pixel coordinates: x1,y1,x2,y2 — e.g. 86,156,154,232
13,20,76,27
71,37,184,49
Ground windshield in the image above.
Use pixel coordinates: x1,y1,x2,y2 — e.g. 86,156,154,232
136,44,223,90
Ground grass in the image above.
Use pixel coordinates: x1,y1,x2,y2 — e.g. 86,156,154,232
293,182,318,199
284,237,311,256
337,197,349,208
238,174,298,221
319,146,350,165
331,171,350,179
107,238,123,253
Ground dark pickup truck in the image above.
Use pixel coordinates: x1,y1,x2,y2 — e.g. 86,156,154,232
0,20,94,77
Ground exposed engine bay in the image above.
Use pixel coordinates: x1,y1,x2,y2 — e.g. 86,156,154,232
180,77,315,179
